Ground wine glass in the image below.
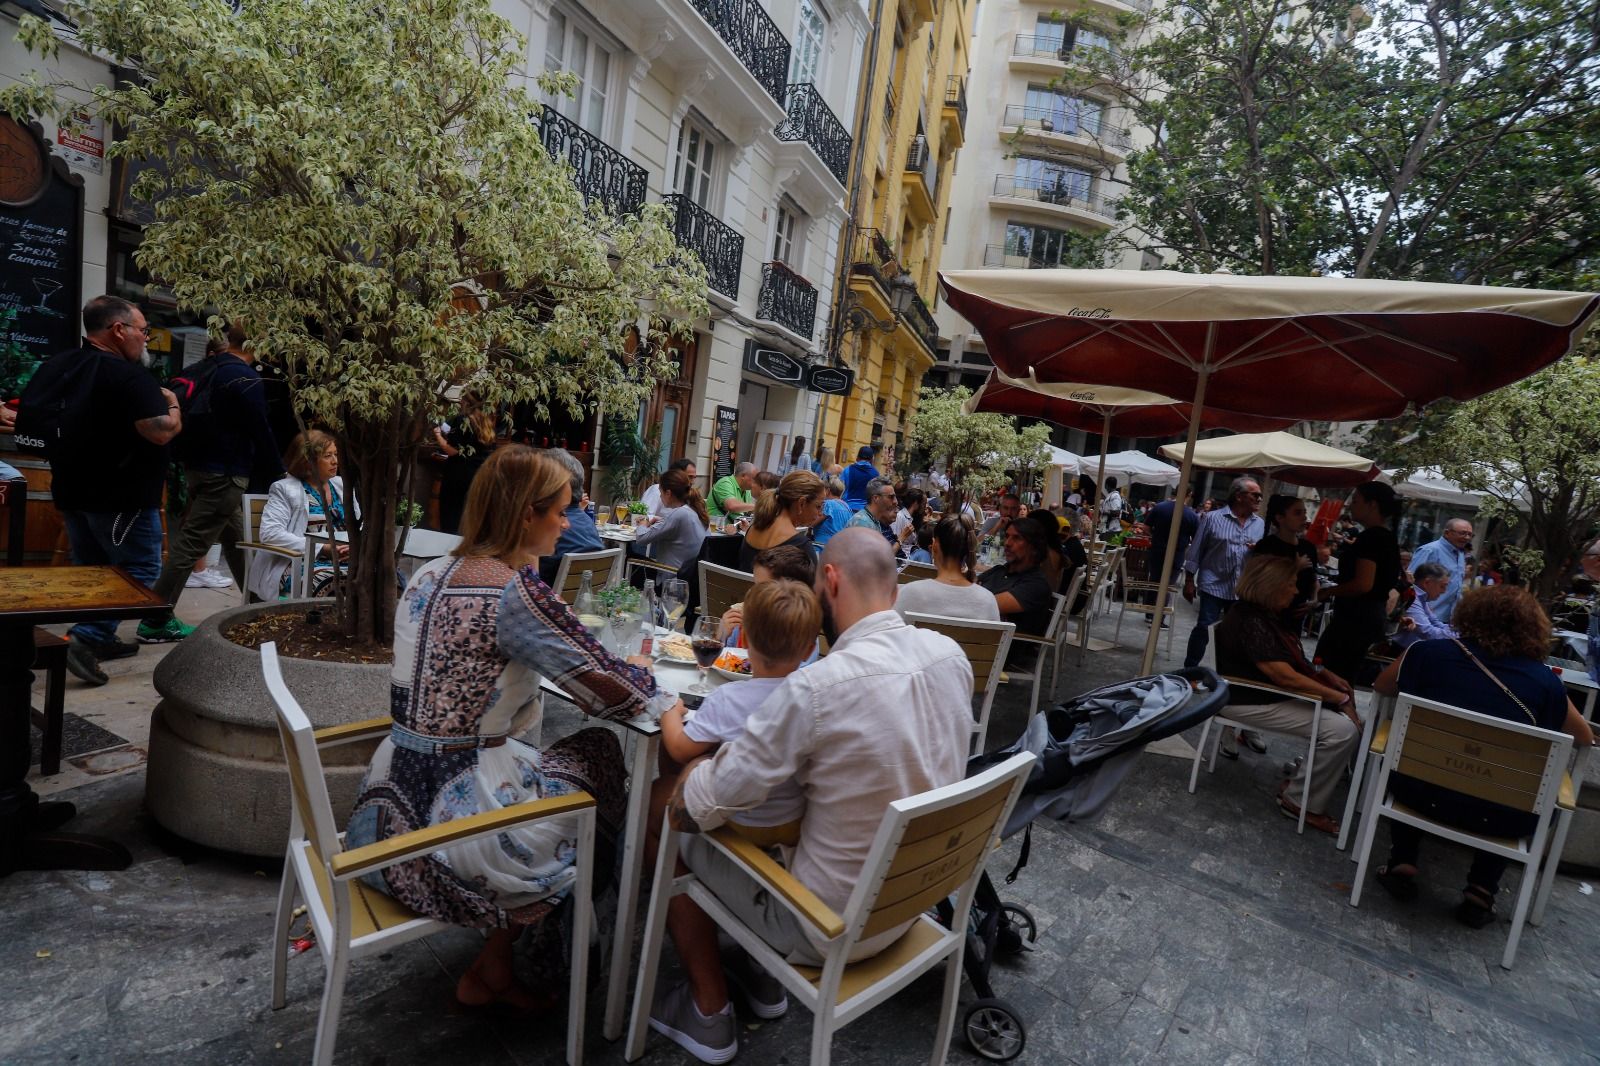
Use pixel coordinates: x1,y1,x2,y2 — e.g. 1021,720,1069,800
689,615,722,695
613,500,629,525
660,579,688,633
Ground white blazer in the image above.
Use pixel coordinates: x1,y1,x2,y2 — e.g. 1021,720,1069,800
249,476,345,602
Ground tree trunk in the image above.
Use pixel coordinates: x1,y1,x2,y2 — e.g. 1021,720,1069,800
338,410,408,645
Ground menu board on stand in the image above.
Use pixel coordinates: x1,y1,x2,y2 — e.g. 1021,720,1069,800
0,116,85,376
712,405,738,480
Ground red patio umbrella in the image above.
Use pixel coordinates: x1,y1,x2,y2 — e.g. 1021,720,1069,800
941,269,1600,671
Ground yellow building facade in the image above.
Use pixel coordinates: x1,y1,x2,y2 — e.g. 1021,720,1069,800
819,0,969,465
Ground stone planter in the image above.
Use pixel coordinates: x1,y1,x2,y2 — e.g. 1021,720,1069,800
144,602,391,857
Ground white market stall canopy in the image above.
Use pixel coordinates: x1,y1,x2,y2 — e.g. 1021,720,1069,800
1380,467,1530,512
1093,450,1183,489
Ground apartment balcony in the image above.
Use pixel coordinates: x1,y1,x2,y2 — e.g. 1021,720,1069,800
665,193,744,301
942,75,968,149
775,83,851,188
756,261,819,340
983,243,1104,269
901,287,939,359
533,105,648,216
990,172,1117,229
902,134,937,224
637,0,790,134
1010,34,1120,78
1000,103,1132,161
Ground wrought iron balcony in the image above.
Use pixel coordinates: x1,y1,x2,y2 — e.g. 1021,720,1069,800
757,261,818,339
664,193,744,300
902,287,938,355
777,84,851,186
689,0,791,105
992,173,1117,218
849,226,899,295
1001,104,1131,152
533,105,648,216
944,75,968,132
906,134,933,192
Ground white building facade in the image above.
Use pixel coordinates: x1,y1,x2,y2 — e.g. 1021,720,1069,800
932,0,1150,445
509,0,870,477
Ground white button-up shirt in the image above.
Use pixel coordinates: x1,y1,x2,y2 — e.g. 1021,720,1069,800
683,609,973,952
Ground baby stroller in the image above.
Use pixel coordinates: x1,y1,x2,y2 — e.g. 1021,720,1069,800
938,667,1229,1060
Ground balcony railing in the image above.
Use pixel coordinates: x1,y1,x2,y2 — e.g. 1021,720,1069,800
1001,104,1131,151
533,105,648,216
992,173,1117,218
906,134,934,194
902,287,938,355
985,243,1097,269
776,83,851,186
664,193,744,300
849,226,898,295
944,75,968,132
757,261,818,339
1012,34,1120,64
689,0,791,105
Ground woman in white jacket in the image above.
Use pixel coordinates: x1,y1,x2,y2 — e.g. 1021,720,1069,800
249,430,347,601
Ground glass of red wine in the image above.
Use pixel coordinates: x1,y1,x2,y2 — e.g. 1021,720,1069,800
689,615,723,696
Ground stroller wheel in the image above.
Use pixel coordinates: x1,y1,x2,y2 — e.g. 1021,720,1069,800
963,997,1026,1061
997,904,1038,955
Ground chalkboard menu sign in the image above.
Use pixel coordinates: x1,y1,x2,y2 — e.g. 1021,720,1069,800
712,405,739,479
0,117,85,369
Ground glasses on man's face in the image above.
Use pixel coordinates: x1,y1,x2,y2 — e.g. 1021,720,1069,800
1243,491,1263,499
118,321,152,336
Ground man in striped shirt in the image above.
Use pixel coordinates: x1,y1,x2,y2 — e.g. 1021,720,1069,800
1183,477,1264,668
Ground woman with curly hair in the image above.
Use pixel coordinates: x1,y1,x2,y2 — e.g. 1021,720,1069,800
1371,586,1594,927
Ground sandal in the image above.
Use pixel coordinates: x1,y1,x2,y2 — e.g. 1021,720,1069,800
1455,885,1496,929
1375,864,1419,903
1277,794,1340,836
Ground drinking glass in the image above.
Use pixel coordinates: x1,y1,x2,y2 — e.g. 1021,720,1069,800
689,615,722,696
613,501,629,525
661,579,688,632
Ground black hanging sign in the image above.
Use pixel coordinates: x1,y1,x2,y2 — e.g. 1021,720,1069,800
741,340,805,386
806,364,855,396
0,116,84,371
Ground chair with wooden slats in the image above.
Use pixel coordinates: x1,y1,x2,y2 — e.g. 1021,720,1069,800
1112,555,1179,656
625,752,1036,1066
1348,694,1575,969
999,592,1069,724
698,559,755,624
262,643,596,1065
903,613,1016,754
896,561,937,584
1189,677,1326,834
239,492,303,603
551,547,624,602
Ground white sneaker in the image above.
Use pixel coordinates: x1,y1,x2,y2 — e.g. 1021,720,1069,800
199,568,234,589
185,571,213,589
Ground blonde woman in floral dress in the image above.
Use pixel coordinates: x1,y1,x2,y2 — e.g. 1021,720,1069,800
346,446,676,1010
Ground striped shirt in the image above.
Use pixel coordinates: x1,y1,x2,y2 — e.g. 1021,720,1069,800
1184,507,1265,600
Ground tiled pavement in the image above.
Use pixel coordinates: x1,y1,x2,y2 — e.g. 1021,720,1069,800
4,595,1598,1064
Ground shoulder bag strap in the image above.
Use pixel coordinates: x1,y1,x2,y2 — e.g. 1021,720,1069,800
1451,638,1538,726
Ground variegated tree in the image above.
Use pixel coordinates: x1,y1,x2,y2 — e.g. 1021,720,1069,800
3,0,708,642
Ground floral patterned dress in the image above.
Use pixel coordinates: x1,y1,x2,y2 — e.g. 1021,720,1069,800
345,553,669,930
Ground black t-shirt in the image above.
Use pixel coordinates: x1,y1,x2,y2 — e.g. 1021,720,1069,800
1214,600,1315,703
42,347,170,512
1338,525,1401,605
1252,535,1317,606
978,564,1054,637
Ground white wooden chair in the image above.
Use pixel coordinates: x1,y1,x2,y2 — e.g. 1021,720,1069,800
262,643,596,1065
238,493,303,603
552,547,624,601
903,612,1016,754
1002,592,1070,723
1338,691,1396,852
1189,676,1325,834
1348,694,1578,969
698,559,756,624
896,561,938,584
1047,570,1088,688
1067,557,1113,667
625,752,1037,1066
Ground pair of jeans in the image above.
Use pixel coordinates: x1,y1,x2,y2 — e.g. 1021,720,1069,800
61,508,165,647
1184,591,1234,668
149,470,247,622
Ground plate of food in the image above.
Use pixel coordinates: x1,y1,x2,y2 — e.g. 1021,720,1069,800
656,632,699,665
712,647,752,681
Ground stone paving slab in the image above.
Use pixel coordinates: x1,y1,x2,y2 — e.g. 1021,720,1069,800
5,597,1600,1064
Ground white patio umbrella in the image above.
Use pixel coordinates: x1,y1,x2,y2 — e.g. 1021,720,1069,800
1095,449,1183,489
941,268,1600,673
1380,467,1530,512
1157,431,1379,488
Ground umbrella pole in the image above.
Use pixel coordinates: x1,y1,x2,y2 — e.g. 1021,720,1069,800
1141,368,1210,675
1095,410,1110,532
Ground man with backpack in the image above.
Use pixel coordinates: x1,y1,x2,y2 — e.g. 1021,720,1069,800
141,319,285,638
15,296,182,684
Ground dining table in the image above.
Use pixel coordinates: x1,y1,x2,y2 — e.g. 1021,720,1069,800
0,565,168,873
542,642,732,1041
